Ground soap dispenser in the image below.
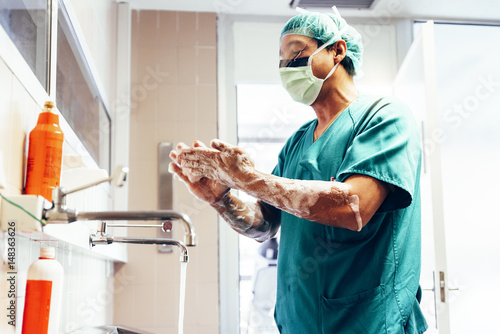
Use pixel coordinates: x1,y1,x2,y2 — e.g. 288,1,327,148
21,247,64,334
25,101,64,202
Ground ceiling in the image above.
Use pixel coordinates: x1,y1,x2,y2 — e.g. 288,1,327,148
128,0,500,23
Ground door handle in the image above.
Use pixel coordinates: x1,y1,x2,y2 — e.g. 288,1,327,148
439,271,460,302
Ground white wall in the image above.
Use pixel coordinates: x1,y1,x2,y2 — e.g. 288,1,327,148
0,1,122,333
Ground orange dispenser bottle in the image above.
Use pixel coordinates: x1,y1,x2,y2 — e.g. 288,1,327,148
25,101,64,202
21,247,64,334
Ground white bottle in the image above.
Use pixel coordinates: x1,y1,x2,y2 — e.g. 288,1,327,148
21,247,64,334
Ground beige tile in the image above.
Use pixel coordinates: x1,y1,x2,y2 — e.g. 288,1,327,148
137,10,159,49
195,204,218,226
157,43,178,84
130,82,152,113
195,282,219,326
176,85,197,122
186,200,213,226
177,47,197,85
198,13,216,47
133,84,158,123
182,278,199,325
194,229,218,252
134,49,159,86
153,328,176,334
113,275,136,325
130,10,141,85
155,250,182,285
125,245,158,285
130,122,157,161
131,10,139,38
130,224,157,239
157,84,178,122
127,160,158,211
196,84,217,123
197,325,219,334
197,47,216,85
130,51,140,84
155,283,180,327
194,124,217,148
158,11,178,46
173,176,201,211
133,283,157,328
178,12,197,47
174,198,208,226
155,121,178,145
184,326,199,334
193,243,218,285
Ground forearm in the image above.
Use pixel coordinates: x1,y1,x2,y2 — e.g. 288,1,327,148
233,170,362,231
211,191,279,241
175,140,361,230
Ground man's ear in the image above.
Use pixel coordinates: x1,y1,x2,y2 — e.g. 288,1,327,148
333,40,347,63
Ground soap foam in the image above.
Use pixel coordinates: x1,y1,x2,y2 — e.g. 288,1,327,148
214,192,278,241
176,141,363,232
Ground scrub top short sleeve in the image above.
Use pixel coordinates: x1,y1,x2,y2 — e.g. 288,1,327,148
336,98,422,212
269,95,428,334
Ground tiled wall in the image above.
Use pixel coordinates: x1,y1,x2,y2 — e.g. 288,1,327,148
0,57,115,333
114,10,219,333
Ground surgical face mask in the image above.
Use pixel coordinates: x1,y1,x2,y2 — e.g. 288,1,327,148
279,37,338,106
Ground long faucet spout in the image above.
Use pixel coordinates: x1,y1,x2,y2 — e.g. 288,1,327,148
92,235,189,262
76,210,196,246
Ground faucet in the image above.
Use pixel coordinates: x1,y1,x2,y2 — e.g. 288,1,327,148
77,210,196,246
92,222,189,262
43,166,197,246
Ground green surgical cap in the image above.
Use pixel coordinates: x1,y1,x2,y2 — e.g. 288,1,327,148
281,12,363,74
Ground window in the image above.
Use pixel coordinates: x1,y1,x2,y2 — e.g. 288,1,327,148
0,0,49,90
0,0,112,171
56,1,111,171
236,83,313,334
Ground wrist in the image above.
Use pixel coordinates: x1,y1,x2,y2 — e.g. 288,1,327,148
211,189,231,209
233,167,258,190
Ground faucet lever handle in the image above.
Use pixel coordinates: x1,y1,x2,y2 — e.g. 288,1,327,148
63,166,129,196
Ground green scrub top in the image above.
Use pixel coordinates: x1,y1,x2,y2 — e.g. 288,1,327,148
269,95,428,334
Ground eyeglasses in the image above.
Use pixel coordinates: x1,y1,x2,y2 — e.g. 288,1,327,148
279,44,308,68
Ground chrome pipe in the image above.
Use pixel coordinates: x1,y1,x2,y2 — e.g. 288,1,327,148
76,210,196,246
92,235,189,263
106,222,172,232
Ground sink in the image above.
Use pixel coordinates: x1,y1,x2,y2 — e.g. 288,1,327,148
67,325,153,334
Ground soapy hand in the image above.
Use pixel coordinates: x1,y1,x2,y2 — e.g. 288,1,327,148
169,141,230,204
176,139,256,189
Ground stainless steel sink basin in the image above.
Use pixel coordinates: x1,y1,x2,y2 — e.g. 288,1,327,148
67,325,153,334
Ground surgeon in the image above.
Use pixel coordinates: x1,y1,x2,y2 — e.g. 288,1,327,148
170,10,428,334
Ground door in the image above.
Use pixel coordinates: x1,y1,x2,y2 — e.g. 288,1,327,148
394,21,500,333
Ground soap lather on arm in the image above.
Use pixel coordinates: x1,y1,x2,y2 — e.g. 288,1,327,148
169,141,280,242
170,139,382,235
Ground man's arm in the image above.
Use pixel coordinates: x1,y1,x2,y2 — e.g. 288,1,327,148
178,140,390,231
211,194,281,242
170,141,281,241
